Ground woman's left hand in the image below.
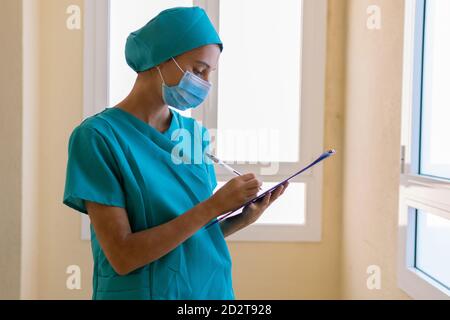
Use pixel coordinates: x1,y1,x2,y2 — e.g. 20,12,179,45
240,182,289,226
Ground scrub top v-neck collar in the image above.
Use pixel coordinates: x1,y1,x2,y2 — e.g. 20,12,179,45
107,107,179,139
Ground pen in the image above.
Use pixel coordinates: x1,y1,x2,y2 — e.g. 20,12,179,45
205,153,263,190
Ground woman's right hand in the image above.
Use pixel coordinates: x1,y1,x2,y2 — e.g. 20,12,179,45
207,173,262,217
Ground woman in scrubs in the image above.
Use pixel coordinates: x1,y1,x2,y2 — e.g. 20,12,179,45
63,6,288,300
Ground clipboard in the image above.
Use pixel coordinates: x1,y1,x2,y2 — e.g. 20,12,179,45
205,149,336,229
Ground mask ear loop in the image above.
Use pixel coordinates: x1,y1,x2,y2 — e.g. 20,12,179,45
156,66,166,85
156,57,185,85
171,57,186,74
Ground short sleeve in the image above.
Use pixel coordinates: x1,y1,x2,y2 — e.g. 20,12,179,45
63,126,126,214
201,126,218,191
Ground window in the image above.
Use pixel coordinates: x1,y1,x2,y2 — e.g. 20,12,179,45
217,0,301,163
415,210,450,290
399,0,450,299
419,0,450,180
83,0,328,242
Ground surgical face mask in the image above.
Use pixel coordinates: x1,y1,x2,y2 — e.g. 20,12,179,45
156,57,212,111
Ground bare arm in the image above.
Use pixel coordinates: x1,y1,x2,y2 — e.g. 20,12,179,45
86,199,217,276
219,213,248,238
86,173,262,276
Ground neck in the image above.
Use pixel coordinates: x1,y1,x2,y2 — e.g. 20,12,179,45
116,71,172,133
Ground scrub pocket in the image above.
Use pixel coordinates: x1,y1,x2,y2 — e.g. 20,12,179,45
95,267,151,300
151,247,193,300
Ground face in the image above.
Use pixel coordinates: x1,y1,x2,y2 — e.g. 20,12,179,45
157,44,221,86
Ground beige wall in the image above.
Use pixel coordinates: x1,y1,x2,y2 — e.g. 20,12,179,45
0,0,23,300
340,0,410,299
1,0,413,299
21,0,41,299
39,0,92,299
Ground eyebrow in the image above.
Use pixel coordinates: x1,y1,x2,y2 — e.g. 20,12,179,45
195,60,216,70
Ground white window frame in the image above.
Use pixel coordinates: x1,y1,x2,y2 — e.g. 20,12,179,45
82,0,328,242
398,0,450,299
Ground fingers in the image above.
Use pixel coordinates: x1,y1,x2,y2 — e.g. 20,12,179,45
244,179,262,190
245,182,289,216
240,173,257,181
248,192,270,209
280,182,289,195
262,192,271,206
241,174,262,197
268,183,289,204
231,174,289,209
246,181,288,203
244,188,259,198
271,186,284,201
254,193,271,209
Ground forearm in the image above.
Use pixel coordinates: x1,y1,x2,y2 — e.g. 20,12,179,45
219,213,250,238
117,200,218,275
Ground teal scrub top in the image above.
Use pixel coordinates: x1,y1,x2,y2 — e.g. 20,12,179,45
63,107,235,300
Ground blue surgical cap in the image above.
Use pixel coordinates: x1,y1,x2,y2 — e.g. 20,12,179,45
125,6,223,73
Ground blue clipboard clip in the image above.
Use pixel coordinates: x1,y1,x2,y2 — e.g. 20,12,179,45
205,149,336,229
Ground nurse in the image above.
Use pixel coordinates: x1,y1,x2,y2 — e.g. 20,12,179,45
63,6,288,300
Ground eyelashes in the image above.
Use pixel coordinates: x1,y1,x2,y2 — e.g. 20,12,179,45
193,69,204,76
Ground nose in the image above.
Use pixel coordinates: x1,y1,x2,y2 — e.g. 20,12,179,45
202,71,212,83
203,71,212,83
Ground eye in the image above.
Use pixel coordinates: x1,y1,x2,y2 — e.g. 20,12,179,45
193,69,203,76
